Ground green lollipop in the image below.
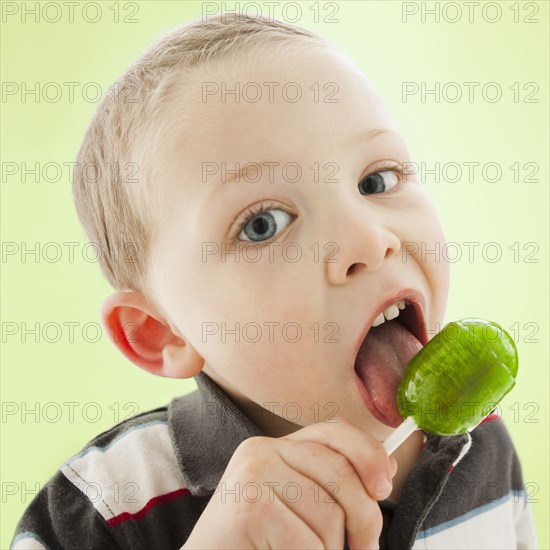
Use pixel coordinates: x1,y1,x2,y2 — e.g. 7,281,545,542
383,319,518,453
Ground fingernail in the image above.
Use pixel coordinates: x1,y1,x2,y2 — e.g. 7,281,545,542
373,476,392,498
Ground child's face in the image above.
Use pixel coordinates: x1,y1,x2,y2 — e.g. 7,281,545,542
147,46,449,441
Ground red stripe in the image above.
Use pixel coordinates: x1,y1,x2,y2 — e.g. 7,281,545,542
479,412,501,426
107,487,191,527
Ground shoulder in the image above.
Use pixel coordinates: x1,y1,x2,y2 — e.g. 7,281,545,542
77,401,170,449
438,417,527,514
12,398,197,549
465,416,523,486
59,400,191,526
411,419,534,549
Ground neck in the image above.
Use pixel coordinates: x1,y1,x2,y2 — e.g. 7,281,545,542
201,365,302,437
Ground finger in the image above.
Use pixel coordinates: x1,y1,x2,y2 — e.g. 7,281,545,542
390,454,398,478
230,440,345,549
258,494,328,550
277,439,383,549
266,457,346,550
282,417,393,501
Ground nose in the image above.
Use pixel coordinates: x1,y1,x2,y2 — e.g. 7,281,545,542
324,204,401,285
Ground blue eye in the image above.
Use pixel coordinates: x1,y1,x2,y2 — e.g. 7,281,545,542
235,202,294,243
358,170,400,195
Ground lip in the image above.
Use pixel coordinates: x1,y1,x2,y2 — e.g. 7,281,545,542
351,288,427,427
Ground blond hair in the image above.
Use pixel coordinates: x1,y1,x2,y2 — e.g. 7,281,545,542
72,12,328,304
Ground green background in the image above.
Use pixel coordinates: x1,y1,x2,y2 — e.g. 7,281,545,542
1,1,548,547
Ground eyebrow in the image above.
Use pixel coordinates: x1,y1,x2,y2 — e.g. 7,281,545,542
213,128,399,187
348,127,400,145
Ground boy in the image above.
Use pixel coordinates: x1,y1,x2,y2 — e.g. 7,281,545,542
11,13,538,550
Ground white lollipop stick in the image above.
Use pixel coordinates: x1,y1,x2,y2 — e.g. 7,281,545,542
382,411,495,454
382,417,418,454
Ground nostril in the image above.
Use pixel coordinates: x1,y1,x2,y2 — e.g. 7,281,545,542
347,263,364,276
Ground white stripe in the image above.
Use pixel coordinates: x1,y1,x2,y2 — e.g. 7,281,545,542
412,495,526,549
61,422,187,521
451,432,472,469
11,532,48,549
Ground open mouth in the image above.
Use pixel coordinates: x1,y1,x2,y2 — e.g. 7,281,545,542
353,294,426,428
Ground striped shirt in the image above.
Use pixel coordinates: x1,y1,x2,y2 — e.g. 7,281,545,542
11,371,538,549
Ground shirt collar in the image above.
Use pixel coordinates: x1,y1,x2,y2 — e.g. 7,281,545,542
382,430,472,548
167,370,264,496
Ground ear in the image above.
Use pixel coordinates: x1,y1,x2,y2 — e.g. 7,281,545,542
100,290,204,379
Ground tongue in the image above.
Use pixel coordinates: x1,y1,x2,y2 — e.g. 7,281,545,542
355,320,423,427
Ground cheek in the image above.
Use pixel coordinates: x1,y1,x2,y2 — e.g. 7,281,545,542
171,267,309,366
409,187,448,255
425,206,450,289
195,241,315,317
407,190,450,320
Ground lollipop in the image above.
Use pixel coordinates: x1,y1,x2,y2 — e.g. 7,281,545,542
383,319,518,453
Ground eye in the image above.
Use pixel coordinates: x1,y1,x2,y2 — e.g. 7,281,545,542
358,166,403,195
232,201,294,243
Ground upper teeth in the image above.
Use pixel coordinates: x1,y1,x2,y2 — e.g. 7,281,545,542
372,300,408,327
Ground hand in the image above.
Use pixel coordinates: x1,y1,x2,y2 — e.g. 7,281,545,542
182,417,397,549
